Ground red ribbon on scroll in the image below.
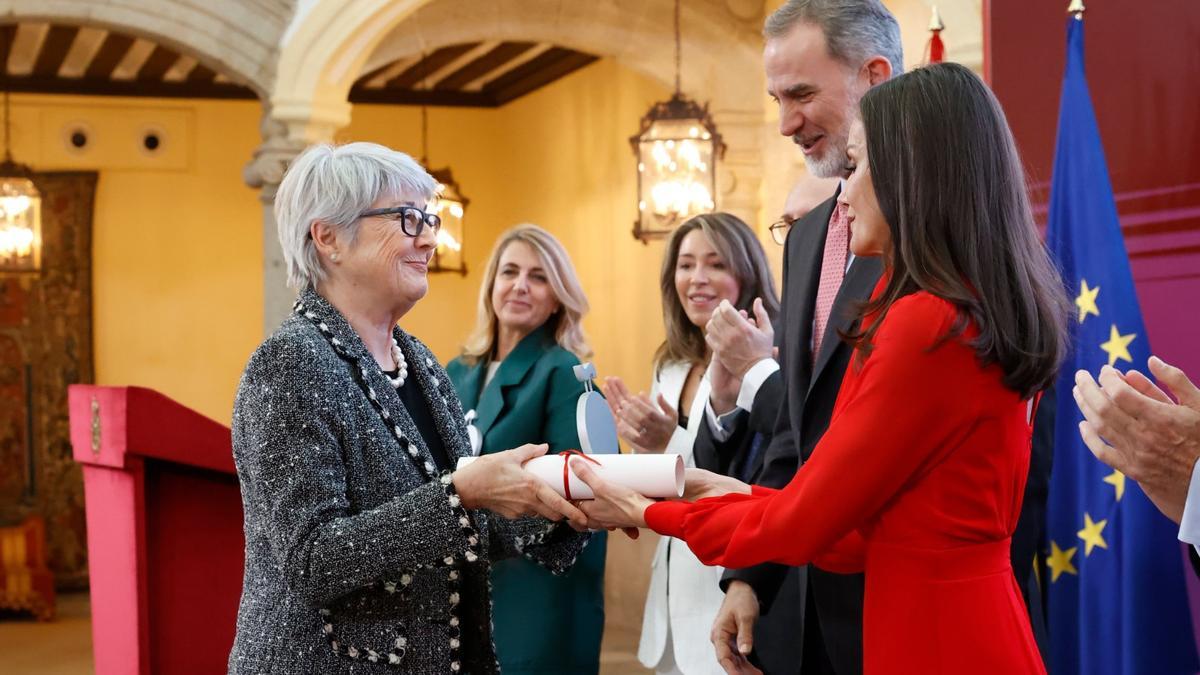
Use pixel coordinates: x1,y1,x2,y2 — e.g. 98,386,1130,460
558,449,601,501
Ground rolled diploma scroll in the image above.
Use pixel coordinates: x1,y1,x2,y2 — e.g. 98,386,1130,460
456,453,685,500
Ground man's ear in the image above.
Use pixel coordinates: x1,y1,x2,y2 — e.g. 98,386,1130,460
862,55,894,87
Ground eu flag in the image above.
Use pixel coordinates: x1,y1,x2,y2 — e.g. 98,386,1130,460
1044,15,1199,675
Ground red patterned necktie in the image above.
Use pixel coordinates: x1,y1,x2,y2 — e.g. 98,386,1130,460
812,203,850,364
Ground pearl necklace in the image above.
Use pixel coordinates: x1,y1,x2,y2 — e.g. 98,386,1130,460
387,337,408,388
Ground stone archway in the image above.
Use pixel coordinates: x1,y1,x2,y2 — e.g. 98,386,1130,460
272,0,766,140
360,0,764,105
272,0,767,204
266,0,773,328
270,0,432,142
1,0,293,97
355,0,769,223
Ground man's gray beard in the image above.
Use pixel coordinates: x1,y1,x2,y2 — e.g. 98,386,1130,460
800,136,849,179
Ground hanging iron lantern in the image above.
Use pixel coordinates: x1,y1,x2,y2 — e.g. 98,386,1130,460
0,87,40,273
428,167,468,275
629,0,726,241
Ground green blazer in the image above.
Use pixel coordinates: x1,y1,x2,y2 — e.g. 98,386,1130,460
446,323,606,675
447,324,586,456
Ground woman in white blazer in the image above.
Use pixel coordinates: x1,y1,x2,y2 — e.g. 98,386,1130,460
604,213,780,675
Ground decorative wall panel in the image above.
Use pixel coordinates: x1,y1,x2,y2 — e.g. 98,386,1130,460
0,171,96,589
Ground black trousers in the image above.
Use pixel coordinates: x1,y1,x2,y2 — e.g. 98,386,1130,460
799,584,839,675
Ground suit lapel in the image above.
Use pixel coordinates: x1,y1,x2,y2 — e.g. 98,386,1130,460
656,361,689,415
474,324,553,439
455,360,487,413
473,381,506,440
655,361,696,465
808,256,883,395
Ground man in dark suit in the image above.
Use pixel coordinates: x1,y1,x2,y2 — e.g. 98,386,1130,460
697,4,899,674
697,2,1051,674
703,196,880,675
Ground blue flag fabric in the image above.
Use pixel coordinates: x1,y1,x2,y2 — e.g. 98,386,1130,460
1044,16,1199,675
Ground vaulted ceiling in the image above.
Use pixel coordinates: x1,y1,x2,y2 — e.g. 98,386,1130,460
0,22,598,107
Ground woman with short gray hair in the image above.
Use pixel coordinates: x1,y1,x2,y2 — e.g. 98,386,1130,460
228,141,591,674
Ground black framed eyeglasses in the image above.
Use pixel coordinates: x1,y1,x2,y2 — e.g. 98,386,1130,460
769,217,794,246
359,205,442,238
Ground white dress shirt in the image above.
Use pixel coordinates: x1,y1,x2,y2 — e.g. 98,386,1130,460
1177,460,1200,555
704,358,779,442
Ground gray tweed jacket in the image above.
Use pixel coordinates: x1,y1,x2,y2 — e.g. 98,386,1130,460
228,287,589,674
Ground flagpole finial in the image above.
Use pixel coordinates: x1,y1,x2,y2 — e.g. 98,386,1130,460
928,5,944,32
1067,0,1085,18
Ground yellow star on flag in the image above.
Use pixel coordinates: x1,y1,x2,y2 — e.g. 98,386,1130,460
1046,540,1078,582
1077,513,1109,556
1075,279,1100,323
1100,324,1136,367
1104,469,1126,501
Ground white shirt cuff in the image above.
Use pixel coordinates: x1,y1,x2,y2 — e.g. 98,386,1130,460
704,398,744,442
736,359,780,412
1177,459,1200,545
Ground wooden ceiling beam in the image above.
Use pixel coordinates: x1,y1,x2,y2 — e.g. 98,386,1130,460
349,86,496,108
434,42,536,91
137,45,180,82
0,25,16,74
3,22,595,109
187,63,218,83
31,25,79,77
84,33,135,79
484,48,598,105
5,75,257,100
385,43,481,90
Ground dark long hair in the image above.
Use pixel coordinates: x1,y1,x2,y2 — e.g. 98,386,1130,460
654,212,781,373
848,62,1070,399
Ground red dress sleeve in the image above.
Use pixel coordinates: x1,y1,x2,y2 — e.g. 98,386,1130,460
708,484,865,570
643,293,988,569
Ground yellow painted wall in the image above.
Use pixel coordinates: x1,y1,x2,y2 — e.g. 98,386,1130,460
13,94,264,424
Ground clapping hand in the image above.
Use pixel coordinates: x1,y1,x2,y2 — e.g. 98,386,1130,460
603,376,677,453
706,298,775,379
705,298,775,415
1074,357,1200,523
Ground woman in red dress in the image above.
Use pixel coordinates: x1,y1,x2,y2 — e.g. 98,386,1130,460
575,63,1070,675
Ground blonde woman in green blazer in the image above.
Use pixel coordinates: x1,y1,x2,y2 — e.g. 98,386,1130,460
447,224,606,675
